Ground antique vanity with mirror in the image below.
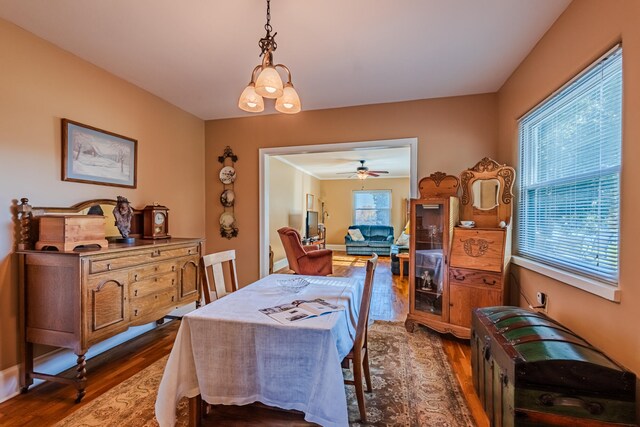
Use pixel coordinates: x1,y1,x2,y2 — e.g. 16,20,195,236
405,158,515,339
15,198,203,402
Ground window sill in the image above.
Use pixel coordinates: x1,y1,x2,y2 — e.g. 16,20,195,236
511,256,620,302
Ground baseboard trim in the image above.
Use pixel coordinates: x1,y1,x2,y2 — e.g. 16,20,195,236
0,303,195,404
326,244,346,251
273,258,289,272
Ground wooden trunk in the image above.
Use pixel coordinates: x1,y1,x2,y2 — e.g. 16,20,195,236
471,306,636,427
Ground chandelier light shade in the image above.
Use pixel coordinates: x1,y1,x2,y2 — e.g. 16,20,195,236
238,0,301,114
275,82,301,114
255,65,284,98
238,82,265,112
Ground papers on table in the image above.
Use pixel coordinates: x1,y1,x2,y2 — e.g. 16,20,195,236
259,298,345,324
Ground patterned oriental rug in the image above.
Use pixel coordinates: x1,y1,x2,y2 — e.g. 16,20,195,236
56,322,474,427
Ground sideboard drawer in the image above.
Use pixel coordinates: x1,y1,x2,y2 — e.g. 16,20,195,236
130,271,176,299
153,245,199,261
90,250,155,273
129,288,177,325
449,268,502,289
89,245,199,274
129,262,176,283
450,229,505,272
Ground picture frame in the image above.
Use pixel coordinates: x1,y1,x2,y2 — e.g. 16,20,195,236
306,194,314,210
62,119,138,188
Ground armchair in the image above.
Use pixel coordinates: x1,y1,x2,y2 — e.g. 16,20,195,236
277,227,333,276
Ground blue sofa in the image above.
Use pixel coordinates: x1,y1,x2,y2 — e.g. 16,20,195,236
345,225,394,256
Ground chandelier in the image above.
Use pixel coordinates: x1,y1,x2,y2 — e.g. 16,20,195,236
238,0,301,114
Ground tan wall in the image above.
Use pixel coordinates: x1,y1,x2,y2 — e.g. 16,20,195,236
0,19,205,370
497,0,640,374
320,178,410,245
268,157,320,263
205,93,498,286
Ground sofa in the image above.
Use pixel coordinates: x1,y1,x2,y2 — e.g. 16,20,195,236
345,225,394,256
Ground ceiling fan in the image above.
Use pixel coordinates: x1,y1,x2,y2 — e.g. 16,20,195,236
337,160,389,180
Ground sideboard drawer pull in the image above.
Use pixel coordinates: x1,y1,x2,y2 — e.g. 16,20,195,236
453,274,465,281
483,278,497,286
106,263,112,271
151,250,161,258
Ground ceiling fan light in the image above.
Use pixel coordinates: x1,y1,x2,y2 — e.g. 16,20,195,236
238,83,264,112
275,84,301,114
255,66,284,98
357,173,368,180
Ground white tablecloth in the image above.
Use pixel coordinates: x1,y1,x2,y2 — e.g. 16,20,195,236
155,274,363,427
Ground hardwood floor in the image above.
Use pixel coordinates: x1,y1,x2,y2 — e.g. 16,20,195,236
0,253,487,426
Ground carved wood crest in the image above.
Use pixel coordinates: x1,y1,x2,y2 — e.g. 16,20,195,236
461,238,492,257
418,172,460,198
471,157,503,173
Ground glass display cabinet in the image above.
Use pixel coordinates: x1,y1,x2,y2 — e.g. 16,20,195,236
405,173,461,336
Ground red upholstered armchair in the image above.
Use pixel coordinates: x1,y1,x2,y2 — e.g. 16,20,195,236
277,227,333,276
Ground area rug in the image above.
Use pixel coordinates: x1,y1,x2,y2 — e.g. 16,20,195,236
56,322,474,427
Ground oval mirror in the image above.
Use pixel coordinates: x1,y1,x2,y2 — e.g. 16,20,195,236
472,179,500,210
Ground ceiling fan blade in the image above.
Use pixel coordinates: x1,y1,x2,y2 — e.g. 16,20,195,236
336,172,356,174
367,172,380,177
368,170,389,174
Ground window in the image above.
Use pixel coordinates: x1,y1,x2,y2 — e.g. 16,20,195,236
353,190,391,226
518,46,622,285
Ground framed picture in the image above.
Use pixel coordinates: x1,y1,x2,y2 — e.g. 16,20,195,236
306,194,314,210
62,119,137,188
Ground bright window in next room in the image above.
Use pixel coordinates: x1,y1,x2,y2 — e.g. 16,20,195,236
518,46,622,285
353,190,392,226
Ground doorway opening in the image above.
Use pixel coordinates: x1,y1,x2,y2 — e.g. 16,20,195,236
259,138,418,277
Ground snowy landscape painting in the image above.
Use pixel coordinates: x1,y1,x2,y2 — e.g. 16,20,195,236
62,119,137,188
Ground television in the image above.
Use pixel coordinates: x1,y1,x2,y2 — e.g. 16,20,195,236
306,210,319,239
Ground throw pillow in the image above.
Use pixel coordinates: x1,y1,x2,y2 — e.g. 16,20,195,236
348,228,365,241
395,232,410,246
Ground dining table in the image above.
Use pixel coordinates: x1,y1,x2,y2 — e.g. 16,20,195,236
155,273,364,427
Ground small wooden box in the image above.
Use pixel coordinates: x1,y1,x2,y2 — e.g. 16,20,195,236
36,215,108,251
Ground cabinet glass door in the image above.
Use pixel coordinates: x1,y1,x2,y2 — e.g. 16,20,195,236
413,202,445,315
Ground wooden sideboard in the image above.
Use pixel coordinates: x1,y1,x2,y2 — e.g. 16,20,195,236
15,198,204,402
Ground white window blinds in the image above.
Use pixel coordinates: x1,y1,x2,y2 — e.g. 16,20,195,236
518,46,622,284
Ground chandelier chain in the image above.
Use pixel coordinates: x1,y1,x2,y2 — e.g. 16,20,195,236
258,0,277,56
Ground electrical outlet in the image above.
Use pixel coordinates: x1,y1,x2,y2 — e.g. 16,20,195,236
536,292,548,312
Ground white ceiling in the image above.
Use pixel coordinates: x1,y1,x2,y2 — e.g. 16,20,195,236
275,146,410,180
0,0,570,120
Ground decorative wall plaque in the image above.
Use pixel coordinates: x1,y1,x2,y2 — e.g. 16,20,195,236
218,146,239,239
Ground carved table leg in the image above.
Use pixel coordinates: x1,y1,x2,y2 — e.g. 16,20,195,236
20,341,33,393
75,353,87,403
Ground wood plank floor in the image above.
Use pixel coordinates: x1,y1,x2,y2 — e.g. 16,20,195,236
0,253,487,426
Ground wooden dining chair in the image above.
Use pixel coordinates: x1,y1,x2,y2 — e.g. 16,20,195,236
200,250,238,305
342,253,378,422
